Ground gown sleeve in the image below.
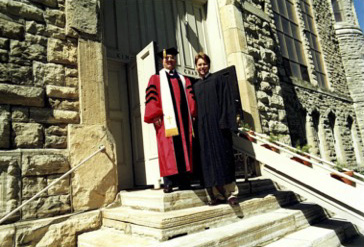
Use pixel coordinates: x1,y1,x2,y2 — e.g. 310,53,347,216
185,77,197,118
217,74,237,131
144,74,163,123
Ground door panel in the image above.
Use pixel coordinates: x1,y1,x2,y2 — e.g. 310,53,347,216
107,60,134,189
131,41,160,186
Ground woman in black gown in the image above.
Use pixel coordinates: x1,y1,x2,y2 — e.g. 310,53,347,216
193,52,239,206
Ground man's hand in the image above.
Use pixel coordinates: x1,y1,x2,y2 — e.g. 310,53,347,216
154,118,162,127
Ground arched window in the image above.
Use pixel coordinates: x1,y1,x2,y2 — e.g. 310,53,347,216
347,116,363,166
328,112,344,163
307,110,321,156
332,0,344,22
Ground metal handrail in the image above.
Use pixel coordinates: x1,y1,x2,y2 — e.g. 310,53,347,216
238,128,364,186
0,145,106,225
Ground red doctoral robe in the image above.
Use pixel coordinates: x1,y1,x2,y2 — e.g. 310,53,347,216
144,72,196,177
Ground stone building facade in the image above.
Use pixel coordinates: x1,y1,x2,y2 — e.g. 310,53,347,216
0,0,363,246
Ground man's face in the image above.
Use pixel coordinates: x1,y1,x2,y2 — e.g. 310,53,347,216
163,55,176,70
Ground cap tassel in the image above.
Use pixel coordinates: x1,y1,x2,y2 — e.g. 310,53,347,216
163,49,166,58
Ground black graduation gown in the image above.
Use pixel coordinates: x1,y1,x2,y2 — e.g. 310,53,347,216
193,73,238,187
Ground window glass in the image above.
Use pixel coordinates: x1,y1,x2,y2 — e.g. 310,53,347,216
281,18,292,36
272,0,308,80
332,0,343,22
299,0,328,88
277,0,289,18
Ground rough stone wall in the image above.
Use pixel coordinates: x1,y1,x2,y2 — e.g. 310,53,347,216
240,0,291,141
0,0,117,246
0,0,79,151
0,0,79,225
310,0,349,95
334,0,364,146
244,0,364,166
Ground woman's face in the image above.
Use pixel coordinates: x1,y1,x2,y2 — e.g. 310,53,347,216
196,58,210,78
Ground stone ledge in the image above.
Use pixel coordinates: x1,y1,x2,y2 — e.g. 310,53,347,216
0,84,44,107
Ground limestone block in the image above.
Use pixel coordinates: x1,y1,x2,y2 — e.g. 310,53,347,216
22,153,69,176
0,63,9,82
261,81,272,92
11,107,29,122
0,49,8,62
0,107,10,148
65,0,98,36
22,195,71,219
47,174,70,195
45,135,67,148
0,155,21,222
10,40,46,65
270,95,284,109
0,226,15,247
0,84,44,107
25,21,46,35
223,28,247,54
22,177,47,198
261,48,276,63
33,61,65,87
278,110,287,122
0,37,9,49
7,0,44,22
44,9,65,27
269,121,289,134
257,91,269,104
0,105,10,119
25,33,48,46
260,71,279,84
47,38,77,65
65,67,78,77
12,123,44,148
48,98,79,111
69,124,117,211
78,39,108,124
0,118,10,148
44,125,68,148
65,76,78,87
0,18,24,39
45,125,68,136
14,210,100,247
8,63,32,84
46,85,78,99
29,0,58,8
30,108,79,124
219,4,244,30
46,24,67,40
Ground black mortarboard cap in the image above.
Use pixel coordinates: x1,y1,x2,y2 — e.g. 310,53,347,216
157,47,179,58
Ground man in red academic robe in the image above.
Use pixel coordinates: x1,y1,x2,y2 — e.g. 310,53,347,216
144,47,196,193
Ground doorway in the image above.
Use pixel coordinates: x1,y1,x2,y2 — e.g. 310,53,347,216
106,60,134,189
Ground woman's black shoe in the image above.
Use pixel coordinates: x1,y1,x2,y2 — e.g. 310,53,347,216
163,185,173,193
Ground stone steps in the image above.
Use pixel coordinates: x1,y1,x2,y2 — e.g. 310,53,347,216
102,190,300,241
116,178,289,212
263,217,358,247
77,178,362,246
78,203,326,247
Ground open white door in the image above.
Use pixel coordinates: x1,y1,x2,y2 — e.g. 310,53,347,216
132,41,160,186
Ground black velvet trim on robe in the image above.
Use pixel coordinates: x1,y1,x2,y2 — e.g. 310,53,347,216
166,72,190,174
